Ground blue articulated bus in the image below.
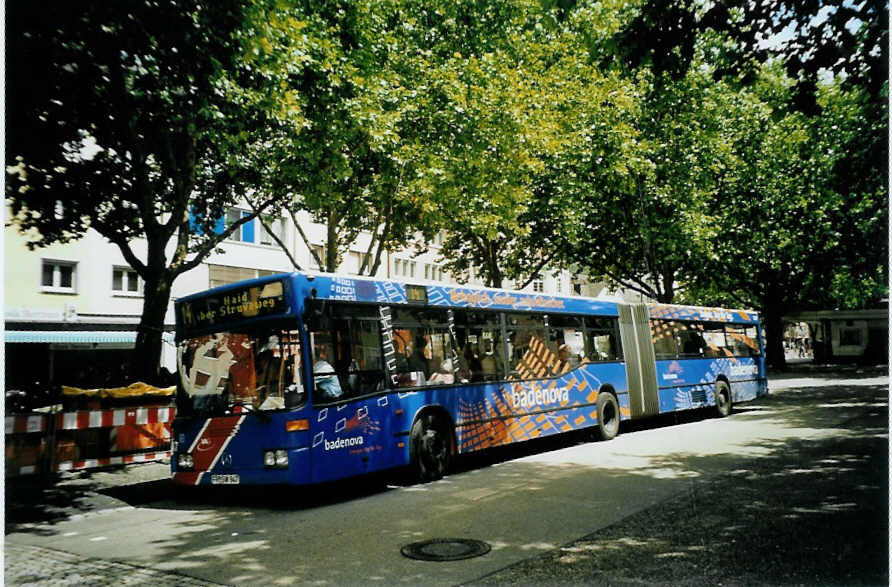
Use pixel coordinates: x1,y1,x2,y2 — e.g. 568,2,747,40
171,272,767,486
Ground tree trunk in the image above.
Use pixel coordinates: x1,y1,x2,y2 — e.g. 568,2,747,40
762,302,787,370
486,242,503,289
326,210,339,273
131,273,173,385
657,271,675,304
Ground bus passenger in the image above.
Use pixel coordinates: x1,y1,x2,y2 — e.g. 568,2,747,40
557,344,576,373
479,339,502,380
313,346,343,400
428,359,455,384
408,336,431,378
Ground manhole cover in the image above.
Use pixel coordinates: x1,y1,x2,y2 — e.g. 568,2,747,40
400,538,491,561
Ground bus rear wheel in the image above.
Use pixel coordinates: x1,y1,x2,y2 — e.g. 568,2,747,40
714,380,732,417
410,413,452,483
596,392,620,440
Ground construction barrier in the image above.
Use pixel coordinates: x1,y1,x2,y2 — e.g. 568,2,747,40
52,405,174,472
5,414,48,476
6,383,175,477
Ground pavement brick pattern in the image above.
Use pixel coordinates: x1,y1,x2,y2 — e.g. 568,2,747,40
5,543,226,586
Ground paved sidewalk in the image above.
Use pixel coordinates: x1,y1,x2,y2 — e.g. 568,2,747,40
5,543,226,586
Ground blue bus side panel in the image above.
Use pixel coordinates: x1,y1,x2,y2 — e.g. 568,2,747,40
654,357,765,413
309,395,399,484
444,362,629,453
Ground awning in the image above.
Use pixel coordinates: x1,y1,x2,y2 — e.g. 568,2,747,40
5,331,176,344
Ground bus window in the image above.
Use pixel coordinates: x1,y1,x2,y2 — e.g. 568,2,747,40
391,307,455,387
547,315,584,372
651,320,679,359
676,323,707,358
309,303,385,402
506,313,550,379
177,328,305,414
726,325,760,357
453,310,503,382
701,324,729,358
584,316,622,361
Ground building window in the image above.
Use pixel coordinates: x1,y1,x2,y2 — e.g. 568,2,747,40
532,280,544,293
312,245,328,270
259,215,284,246
41,260,77,293
349,252,371,275
112,266,141,295
226,209,243,242
209,265,277,289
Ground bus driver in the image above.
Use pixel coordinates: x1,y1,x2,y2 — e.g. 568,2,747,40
313,345,343,400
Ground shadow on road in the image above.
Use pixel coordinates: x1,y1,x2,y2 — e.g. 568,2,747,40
471,381,889,586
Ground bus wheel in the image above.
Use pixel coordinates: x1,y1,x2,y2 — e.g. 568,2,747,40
714,380,732,417
410,413,452,483
596,392,620,440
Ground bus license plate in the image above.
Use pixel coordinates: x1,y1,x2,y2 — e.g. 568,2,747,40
211,474,240,485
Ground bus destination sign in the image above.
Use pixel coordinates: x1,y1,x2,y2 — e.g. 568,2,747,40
179,281,288,332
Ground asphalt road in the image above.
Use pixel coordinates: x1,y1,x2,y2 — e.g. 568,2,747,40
6,366,888,586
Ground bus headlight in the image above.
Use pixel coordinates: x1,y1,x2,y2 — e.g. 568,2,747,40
263,450,289,469
177,453,194,470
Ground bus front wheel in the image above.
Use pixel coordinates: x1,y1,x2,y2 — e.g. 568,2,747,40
714,380,732,417
410,413,453,483
596,392,620,440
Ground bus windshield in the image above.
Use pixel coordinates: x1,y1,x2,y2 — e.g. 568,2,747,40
176,328,305,415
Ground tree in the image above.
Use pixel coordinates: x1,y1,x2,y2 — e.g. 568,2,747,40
398,0,640,289
249,0,459,277
567,64,732,303
603,0,888,113
690,68,887,367
6,1,307,382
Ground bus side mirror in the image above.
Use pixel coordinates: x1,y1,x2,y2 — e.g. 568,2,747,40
285,384,305,409
305,301,328,331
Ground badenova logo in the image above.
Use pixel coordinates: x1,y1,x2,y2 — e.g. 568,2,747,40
510,387,569,409
324,436,365,451
730,364,758,377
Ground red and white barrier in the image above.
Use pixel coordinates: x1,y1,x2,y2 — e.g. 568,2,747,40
5,414,48,435
5,415,48,477
55,450,171,472
56,407,174,431
6,406,174,476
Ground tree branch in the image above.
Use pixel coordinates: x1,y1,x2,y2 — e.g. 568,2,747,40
175,196,279,277
517,251,558,290
289,208,324,269
251,203,302,271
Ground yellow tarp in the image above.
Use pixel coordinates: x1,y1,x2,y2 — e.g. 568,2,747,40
61,382,175,398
